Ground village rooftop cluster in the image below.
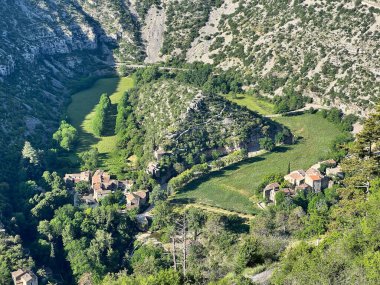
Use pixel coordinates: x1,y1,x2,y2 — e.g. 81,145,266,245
263,159,343,205
64,169,149,210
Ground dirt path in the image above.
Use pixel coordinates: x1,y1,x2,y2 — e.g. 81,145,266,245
264,103,331,118
184,203,255,220
248,268,275,284
114,62,187,72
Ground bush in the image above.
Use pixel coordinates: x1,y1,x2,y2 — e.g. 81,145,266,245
53,121,78,151
259,137,275,151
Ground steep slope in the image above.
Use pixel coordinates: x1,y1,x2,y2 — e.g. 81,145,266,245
127,79,282,172
155,0,380,115
0,0,144,179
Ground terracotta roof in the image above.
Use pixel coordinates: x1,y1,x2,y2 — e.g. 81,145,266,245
308,174,321,181
92,170,102,184
281,188,294,195
22,273,34,282
306,167,321,175
287,170,305,181
11,269,24,279
11,269,37,283
323,159,337,165
126,193,141,206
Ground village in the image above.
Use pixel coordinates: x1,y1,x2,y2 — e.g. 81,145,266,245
262,159,343,205
10,169,151,285
10,156,347,285
63,170,150,211
10,157,345,285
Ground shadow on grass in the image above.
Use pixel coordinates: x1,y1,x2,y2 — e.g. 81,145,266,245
103,103,118,137
170,197,197,205
72,77,121,152
222,215,250,233
77,130,101,152
59,77,122,173
273,145,292,153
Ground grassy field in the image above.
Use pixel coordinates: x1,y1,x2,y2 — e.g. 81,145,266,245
173,113,344,214
67,77,134,170
224,94,275,115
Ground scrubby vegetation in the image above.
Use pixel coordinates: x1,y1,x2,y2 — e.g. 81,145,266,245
161,0,379,115
162,0,223,58
0,1,378,284
112,66,286,184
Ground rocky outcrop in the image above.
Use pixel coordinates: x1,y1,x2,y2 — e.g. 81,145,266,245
142,5,166,63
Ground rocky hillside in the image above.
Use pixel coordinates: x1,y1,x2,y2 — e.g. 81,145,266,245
127,79,281,173
0,0,146,179
1,0,379,179
0,0,143,140
142,0,380,116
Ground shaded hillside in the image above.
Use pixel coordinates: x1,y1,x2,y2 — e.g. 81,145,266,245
0,0,144,179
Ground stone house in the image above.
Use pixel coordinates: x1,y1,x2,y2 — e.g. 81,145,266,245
295,183,310,193
11,269,38,285
284,170,306,186
92,170,117,201
126,190,149,210
263,182,280,201
64,171,91,184
305,168,329,192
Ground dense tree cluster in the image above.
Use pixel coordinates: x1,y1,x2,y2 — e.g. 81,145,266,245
0,235,35,284
272,87,311,114
320,108,358,132
37,204,138,282
80,148,99,171
115,92,143,159
93,94,112,136
52,121,78,151
168,163,209,193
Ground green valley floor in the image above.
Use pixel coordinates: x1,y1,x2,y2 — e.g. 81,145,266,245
67,77,134,170
173,113,344,214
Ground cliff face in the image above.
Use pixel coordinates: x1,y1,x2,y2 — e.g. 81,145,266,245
0,0,144,145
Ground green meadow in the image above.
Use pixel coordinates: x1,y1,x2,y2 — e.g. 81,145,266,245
67,77,134,170
174,112,344,214
224,93,275,115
